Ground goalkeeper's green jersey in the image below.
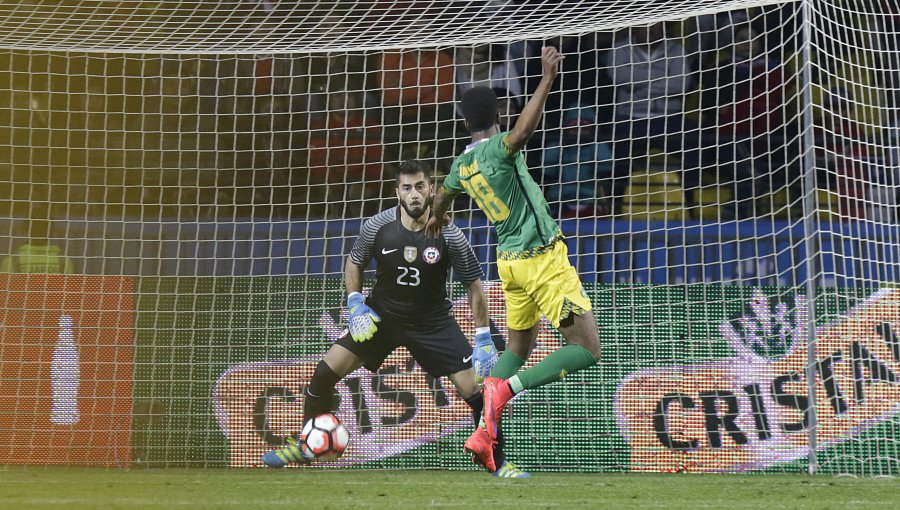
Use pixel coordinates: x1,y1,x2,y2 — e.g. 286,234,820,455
444,132,562,259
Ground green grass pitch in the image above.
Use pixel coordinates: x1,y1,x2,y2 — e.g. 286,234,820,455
1,466,897,509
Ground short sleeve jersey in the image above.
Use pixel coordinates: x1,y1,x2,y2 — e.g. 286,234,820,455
443,132,561,256
349,207,483,321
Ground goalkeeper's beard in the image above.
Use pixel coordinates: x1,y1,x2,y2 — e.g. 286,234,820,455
400,196,431,220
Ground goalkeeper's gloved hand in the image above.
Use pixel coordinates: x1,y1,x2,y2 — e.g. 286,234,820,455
347,292,380,342
472,327,498,383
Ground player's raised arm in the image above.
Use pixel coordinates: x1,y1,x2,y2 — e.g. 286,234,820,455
506,46,563,154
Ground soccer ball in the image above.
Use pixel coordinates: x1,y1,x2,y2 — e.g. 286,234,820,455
301,413,350,461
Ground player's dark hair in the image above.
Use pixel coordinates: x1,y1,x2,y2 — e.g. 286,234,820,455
461,86,499,132
395,159,431,185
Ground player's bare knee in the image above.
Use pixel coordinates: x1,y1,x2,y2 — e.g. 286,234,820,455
585,341,601,361
567,333,600,360
448,369,479,399
507,325,539,358
560,312,601,360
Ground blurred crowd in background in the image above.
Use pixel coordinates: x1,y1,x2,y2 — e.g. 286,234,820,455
2,2,899,226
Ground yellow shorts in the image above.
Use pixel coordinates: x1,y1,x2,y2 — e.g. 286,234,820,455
497,240,592,330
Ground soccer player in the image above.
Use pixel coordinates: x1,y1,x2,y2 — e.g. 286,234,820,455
261,159,528,478
426,47,602,469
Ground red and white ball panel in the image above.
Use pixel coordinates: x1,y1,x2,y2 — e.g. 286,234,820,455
301,413,350,461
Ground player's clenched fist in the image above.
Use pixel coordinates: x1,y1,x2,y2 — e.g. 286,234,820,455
541,46,563,80
347,291,380,342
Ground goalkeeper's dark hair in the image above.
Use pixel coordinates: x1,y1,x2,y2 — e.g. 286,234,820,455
461,86,499,132
395,159,432,185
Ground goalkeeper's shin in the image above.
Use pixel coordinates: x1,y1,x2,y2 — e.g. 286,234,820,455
303,360,341,424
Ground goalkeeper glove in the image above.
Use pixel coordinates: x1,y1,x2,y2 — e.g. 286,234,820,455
347,292,380,342
472,327,498,383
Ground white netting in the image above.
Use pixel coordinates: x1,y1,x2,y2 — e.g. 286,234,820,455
2,0,900,475
0,0,789,53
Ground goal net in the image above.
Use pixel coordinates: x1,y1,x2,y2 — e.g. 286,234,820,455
1,0,899,475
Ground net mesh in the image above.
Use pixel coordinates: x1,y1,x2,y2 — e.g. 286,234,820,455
2,0,900,475
0,1,786,53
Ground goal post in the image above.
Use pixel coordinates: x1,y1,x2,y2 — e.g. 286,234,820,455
2,0,900,475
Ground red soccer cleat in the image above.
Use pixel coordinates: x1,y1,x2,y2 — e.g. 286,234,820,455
482,377,513,442
464,426,496,472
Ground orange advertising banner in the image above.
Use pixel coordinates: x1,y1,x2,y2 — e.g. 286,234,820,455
0,274,134,466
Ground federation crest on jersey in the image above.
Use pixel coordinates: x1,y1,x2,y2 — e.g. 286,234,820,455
404,246,417,263
422,246,441,264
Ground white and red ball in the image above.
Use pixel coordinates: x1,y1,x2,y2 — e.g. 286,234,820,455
301,413,350,461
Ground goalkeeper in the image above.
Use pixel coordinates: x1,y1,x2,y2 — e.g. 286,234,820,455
426,47,601,469
261,159,528,478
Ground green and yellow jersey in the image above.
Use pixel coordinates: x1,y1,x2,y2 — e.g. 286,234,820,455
444,132,562,259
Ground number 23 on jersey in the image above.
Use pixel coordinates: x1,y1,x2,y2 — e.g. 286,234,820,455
396,266,420,286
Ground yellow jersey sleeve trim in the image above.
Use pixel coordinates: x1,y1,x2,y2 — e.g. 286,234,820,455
501,133,516,157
